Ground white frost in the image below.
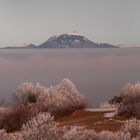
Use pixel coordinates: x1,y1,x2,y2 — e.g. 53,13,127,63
104,111,116,118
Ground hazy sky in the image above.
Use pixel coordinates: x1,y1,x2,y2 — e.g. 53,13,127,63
0,0,140,47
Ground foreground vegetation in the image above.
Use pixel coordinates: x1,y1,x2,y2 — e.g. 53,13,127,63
0,80,140,139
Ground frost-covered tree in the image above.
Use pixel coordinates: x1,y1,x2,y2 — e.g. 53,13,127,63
0,79,87,132
37,79,87,116
13,79,86,111
118,82,140,118
21,113,60,140
13,79,86,117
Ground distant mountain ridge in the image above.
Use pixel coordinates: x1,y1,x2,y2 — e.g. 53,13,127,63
3,34,118,49
4,44,37,49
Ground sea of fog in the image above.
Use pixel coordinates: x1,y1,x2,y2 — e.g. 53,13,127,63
0,48,140,107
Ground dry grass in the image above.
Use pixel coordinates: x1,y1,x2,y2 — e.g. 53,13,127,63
57,109,128,132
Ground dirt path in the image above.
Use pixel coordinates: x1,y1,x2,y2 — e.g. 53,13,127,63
57,108,127,132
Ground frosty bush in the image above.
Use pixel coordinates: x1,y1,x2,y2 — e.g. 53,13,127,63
21,113,60,140
0,104,40,132
0,113,60,140
63,126,132,140
63,126,98,140
121,118,140,138
98,131,131,140
0,129,23,140
118,82,140,118
13,79,86,117
37,79,87,116
0,117,140,140
13,82,44,106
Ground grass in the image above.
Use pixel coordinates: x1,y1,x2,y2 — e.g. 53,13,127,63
57,109,128,132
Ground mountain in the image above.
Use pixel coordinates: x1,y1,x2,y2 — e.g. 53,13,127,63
3,34,118,49
37,34,118,48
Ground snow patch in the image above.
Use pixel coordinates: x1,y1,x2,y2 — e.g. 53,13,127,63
83,37,88,41
104,111,116,118
47,35,59,42
84,108,117,112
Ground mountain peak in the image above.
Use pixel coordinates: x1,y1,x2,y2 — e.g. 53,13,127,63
38,34,118,48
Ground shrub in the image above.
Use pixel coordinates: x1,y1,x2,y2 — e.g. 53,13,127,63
63,126,132,140
0,79,87,132
0,129,23,140
118,82,140,118
13,79,87,117
0,104,39,132
21,113,60,140
12,82,42,106
1,117,140,140
121,118,140,138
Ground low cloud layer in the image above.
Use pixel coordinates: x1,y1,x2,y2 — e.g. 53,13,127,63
1,48,140,106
